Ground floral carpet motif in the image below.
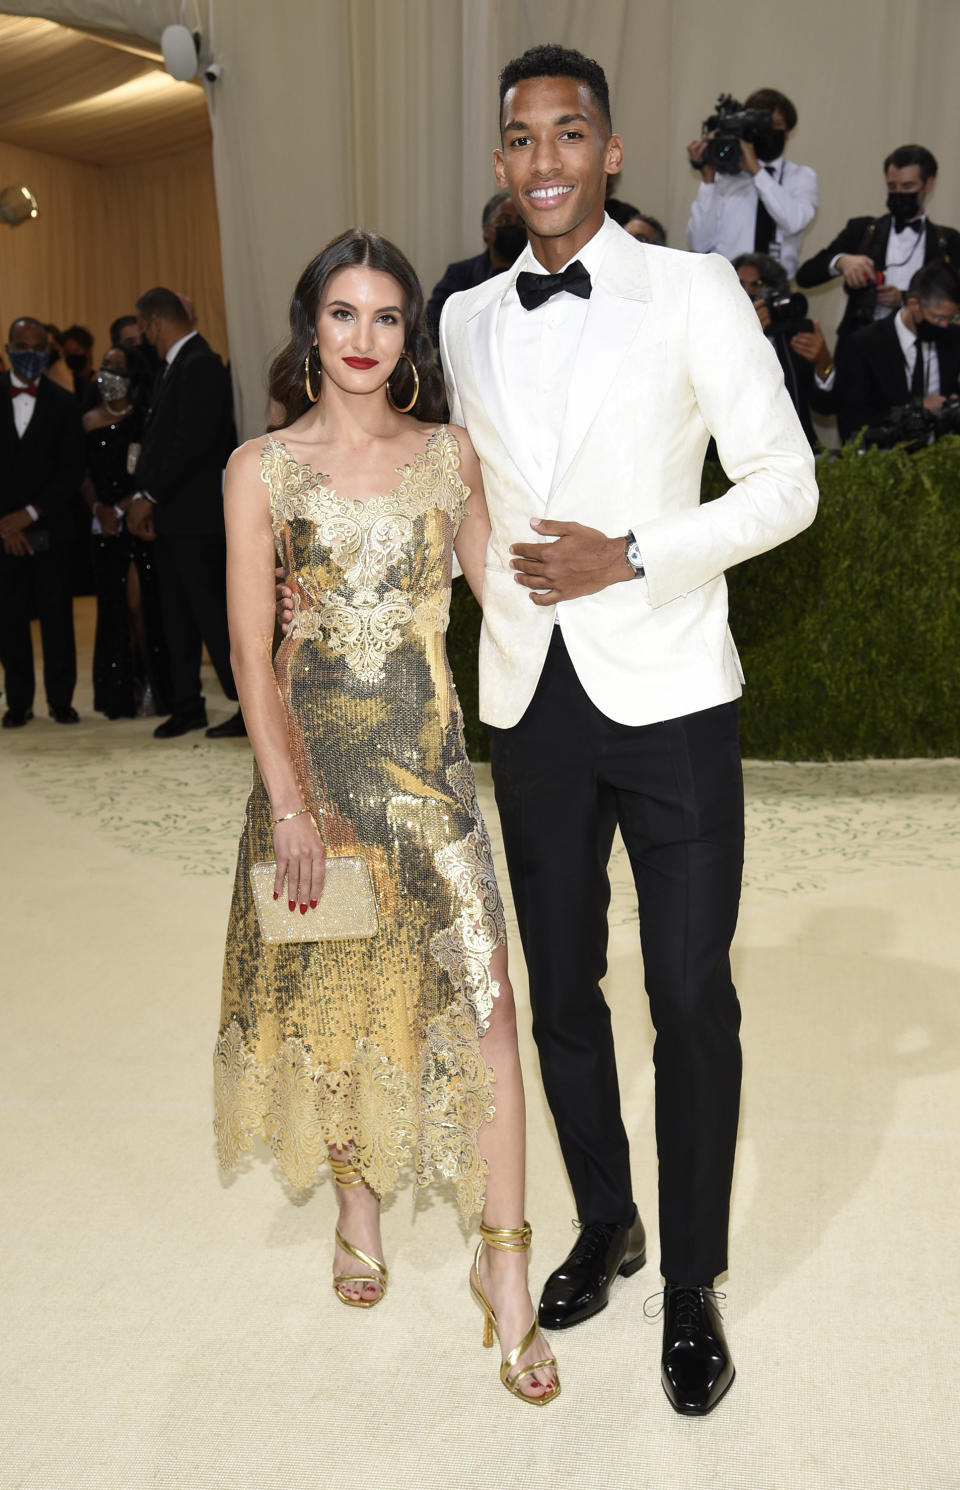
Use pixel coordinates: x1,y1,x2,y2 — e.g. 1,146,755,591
7,720,960,911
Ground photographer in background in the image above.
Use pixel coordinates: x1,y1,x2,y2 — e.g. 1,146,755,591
797,145,960,341
733,253,836,448
426,191,527,342
606,198,668,244
835,261,960,444
686,88,817,278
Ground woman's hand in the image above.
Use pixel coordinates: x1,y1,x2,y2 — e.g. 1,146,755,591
272,812,327,912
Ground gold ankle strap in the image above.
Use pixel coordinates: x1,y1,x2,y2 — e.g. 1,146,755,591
479,1221,532,1252
329,1156,364,1188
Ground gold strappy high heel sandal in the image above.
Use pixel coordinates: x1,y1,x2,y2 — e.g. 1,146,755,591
469,1221,560,1405
330,1155,388,1309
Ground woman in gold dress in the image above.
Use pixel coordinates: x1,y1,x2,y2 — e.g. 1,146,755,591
213,230,558,1404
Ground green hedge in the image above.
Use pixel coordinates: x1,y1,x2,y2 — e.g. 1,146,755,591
447,436,960,760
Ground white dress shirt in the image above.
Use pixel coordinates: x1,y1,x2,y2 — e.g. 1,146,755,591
893,307,939,396
9,368,38,438
686,156,819,279
497,216,615,494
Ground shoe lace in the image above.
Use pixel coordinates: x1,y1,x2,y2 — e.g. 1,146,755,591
568,1220,617,1267
643,1285,726,1326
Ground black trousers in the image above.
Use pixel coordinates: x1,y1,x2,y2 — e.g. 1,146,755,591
0,544,76,714
489,629,743,1284
155,533,236,714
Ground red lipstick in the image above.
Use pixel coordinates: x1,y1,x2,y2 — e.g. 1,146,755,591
343,356,378,369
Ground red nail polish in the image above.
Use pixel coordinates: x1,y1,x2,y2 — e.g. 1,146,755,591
300,903,307,914
288,900,295,911
273,892,279,901
310,899,318,909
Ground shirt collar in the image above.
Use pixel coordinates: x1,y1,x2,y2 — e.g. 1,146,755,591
895,308,917,350
165,329,198,366
891,210,928,233
515,213,616,279
9,368,30,388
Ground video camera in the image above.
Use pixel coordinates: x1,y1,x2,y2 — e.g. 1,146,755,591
861,398,960,452
696,94,774,175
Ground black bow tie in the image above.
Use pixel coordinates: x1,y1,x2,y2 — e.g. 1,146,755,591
897,218,924,233
515,259,592,311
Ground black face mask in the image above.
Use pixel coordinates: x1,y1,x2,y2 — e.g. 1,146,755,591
752,128,785,162
887,190,921,226
915,316,948,342
65,352,88,372
492,223,527,263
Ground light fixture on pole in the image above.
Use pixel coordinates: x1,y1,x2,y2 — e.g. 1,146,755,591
160,23,221,83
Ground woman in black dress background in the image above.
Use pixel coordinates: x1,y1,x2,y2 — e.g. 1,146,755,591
81,344,170,718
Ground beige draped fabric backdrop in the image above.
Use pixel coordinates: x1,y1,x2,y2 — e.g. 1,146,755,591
3,0,959,437
0,136,227,357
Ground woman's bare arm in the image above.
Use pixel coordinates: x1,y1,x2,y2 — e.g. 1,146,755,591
225,440,326,910
450,426,490,605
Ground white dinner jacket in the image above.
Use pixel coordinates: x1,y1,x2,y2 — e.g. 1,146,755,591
439,220,818,730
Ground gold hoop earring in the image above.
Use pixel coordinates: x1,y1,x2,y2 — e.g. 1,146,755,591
304,348,319,403
387,352,419,413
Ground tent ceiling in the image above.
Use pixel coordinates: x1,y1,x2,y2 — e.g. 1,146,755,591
0,15,209,165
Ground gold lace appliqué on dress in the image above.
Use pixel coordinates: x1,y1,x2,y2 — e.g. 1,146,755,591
261,431,466,684
215,426,502,1216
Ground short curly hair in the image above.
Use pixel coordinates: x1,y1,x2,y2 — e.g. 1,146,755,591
498,44,612,134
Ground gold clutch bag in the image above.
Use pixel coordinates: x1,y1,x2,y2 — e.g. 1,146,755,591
249,857,379,942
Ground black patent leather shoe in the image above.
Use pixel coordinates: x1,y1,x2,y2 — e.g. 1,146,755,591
48,705,79,724
205,710,246,739
660,1283,735,1416
153,708,208,739
2,708,33,729
538,1212,646,1330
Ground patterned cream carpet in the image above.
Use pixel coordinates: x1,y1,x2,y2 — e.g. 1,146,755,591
2,598,958,1490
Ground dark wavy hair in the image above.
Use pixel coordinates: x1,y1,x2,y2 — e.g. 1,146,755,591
268,229,446,429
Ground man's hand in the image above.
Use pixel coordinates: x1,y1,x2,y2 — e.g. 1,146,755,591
127,496,155,540
2,530,33,557
739,138,760,175
276,567,294,633
95,502,120,536
836,254,876,289
686,137,715,184
923,394,946,413
752,298,772,331
0,508,33,539
791,318,832,376
875,281,902,308
510,519,632,605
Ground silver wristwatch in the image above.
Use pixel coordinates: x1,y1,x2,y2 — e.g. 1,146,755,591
624,529,645,579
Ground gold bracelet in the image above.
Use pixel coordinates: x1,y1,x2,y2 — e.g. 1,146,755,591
818,362,835,380
274,807,309,826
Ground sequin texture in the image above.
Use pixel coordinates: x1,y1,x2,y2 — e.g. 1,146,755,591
214,428,505,1214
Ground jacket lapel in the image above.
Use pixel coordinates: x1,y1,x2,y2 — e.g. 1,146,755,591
546,234,652,501
464,263,543,497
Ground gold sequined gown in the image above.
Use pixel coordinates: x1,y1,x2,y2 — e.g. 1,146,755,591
214,427,505,1216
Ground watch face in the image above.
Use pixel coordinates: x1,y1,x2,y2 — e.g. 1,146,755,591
626,541,643,570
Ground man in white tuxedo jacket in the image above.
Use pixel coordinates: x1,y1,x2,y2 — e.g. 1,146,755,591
439,45,817,1416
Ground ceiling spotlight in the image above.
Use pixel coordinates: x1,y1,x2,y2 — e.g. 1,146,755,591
161,24,200,82
0,184,39,226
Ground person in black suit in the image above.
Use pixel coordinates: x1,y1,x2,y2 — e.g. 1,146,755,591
835,261,960,443
425,191,527,342
0,316,85,727
796,144,960,340
126,287,242,739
